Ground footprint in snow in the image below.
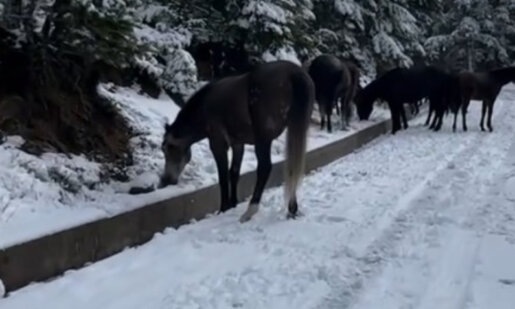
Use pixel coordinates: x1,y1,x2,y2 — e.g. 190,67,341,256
499,278,515,286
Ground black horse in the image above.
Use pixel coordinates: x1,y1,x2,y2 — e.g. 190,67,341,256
160,60,315,222
451,67,515,132
308,54,359,132
356,66,458,134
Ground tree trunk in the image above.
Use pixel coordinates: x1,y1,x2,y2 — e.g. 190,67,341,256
467,43,473,71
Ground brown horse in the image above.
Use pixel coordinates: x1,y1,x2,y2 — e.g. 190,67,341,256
453,67,515,132
160,60,315,222
308,54,359,132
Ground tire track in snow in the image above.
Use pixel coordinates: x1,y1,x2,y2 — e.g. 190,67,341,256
317,95,512,309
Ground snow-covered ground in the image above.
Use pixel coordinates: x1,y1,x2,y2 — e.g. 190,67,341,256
0,84,389,249
2,86,514,308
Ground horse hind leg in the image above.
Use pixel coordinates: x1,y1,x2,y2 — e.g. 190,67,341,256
487,100,495,132
400,104,408,129
452,111,458,132
425,103,433,126
318,102,326,130
410,102,416,115
229,144,244,208
461,99,468,131
325,101,333,133
480,101,487,131
240,140,272,223
389,102,401,134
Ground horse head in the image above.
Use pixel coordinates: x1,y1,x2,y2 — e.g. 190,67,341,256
160,123,192,187
355,90,373,120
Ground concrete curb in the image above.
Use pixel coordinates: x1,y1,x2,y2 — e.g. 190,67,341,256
0,119,392,294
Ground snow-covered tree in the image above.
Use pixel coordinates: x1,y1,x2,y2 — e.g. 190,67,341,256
234,0,315,64
425,0,509,71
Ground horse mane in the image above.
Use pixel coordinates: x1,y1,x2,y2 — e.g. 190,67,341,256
488,66,515,84
167,82,213,138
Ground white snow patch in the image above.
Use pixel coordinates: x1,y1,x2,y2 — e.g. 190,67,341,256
262,46,301,65
0,279,4,298
503,176,515,201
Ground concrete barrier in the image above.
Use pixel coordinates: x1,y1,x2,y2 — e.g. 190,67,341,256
0,119,391,294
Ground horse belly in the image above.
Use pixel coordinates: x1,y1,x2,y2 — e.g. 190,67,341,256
224,112,255,144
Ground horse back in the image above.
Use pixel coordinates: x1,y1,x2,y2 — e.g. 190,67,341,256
248,61,314,139
203,74,255,144
458,72,498,100
309,55,351,99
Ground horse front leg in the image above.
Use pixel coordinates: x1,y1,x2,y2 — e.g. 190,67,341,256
400,104,408,129
209,138,230,212
389,102,401,134
452,110,458,132
240,140,272,223
229,144,244,209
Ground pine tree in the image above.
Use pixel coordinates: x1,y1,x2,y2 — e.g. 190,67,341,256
425,0,508,71
362,0,422,72
235,0,315,64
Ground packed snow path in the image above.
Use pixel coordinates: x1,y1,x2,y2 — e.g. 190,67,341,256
2,86,515,308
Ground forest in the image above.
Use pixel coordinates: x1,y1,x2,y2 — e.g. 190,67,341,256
0,0,514,170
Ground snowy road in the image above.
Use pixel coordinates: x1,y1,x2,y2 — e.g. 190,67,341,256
2,86,515,308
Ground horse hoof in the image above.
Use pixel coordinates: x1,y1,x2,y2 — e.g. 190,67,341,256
239,203,259,223
287,210,303,219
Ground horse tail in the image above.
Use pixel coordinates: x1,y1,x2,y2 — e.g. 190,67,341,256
285,70,314,214
348,64,360,103
345,64,361,122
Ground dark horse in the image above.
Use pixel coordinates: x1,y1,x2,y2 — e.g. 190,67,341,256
451,67,515,132
160,61,315,222
308,54,360,132
356,66,458,134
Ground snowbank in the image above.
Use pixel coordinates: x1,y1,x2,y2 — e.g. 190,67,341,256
0,83,390,249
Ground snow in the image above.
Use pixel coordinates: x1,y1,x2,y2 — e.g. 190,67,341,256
262,46,302,66
2,87,515,308
0,83,389,249
0,279,4,298
240,1,293,34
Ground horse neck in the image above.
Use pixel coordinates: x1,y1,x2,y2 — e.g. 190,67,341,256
363,78,382,102
490,67,515,86
172,106,208,145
